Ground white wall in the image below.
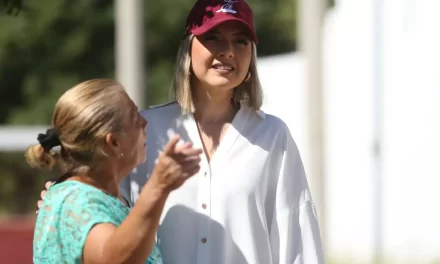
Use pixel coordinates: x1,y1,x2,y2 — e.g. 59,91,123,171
381,0,440,262
322,0,377,262
257,0,440,262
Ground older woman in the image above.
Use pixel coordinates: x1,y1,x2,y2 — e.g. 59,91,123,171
28,79,202,264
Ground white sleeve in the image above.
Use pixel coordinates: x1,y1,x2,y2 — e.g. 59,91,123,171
269,128,325,264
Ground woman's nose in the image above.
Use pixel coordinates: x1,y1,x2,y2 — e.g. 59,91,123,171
217,41,234,58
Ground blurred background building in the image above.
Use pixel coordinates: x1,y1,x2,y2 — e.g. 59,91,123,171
0,0,439,263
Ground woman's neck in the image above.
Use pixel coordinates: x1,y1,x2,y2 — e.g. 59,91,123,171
192,84,238,124
71,166,121,198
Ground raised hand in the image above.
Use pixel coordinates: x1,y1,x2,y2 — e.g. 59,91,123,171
149,134,203,192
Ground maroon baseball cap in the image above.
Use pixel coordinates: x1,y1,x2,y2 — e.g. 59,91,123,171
185,0,258,44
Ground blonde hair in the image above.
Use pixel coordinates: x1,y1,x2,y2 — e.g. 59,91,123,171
25,79,131,174
171,34,263,114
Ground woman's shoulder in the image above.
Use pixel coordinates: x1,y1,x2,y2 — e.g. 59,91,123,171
36,181,127,238
44,181,128,216
241,108,301,155
34,181,127,263
246,108,291,137
46,181,104,201
139,100,181,120
44,180,90,204
261,112,289,129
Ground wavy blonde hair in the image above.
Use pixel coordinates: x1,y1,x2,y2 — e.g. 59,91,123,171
171,34,263,114
25,79,131,174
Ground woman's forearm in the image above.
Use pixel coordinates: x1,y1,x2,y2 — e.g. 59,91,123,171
101,178,168,264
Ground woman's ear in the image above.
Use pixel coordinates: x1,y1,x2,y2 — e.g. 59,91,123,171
105,133,120,156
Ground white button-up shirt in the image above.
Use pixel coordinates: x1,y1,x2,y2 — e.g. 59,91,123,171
121,101,324,264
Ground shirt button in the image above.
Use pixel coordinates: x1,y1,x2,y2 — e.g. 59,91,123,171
204,172,207,177
202,203,207,209
201,237,207,243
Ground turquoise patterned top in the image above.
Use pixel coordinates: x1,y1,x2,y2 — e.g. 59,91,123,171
33,180,163,264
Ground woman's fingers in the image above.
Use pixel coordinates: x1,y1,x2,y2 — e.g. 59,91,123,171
171,148,203,163
44,181,53,190
36,180,54,213
179,156,201,166
182,165,201,178
179,147,203,156
174,142,192,152
40,190,46,200
163,135,181,155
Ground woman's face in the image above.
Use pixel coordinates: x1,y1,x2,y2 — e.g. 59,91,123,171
191,21,253,94
118,96,148,169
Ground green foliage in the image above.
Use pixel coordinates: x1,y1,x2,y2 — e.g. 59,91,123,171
0,0,25,15
0,0,300,124
0,0,300,214
0,0,114,125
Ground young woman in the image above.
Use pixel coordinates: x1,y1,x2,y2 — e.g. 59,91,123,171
128,0,324,262
29,79,202,264
39,0,324,263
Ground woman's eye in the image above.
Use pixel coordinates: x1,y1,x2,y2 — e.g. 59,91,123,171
235,39,249,45
204,35,218,41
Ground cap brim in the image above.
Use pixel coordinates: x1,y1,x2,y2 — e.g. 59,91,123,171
190,17,258,44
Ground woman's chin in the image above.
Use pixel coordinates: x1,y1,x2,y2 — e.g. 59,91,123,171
138,153,147,164
136,145,147,164
206,79,240,91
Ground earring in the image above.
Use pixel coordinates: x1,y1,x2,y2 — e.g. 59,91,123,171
244,71,252,82
120,153,124,158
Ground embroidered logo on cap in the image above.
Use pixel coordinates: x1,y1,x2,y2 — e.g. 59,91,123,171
217,0,238,14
